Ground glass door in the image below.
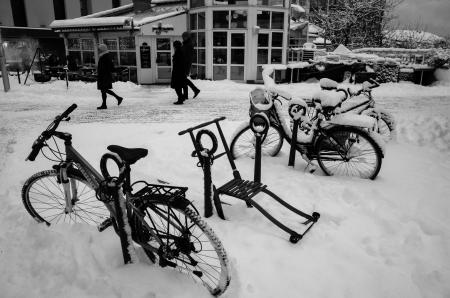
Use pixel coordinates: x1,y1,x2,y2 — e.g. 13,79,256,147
212,31,246,81
156,38,172,82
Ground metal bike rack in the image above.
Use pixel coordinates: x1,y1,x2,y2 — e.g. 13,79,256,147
179,116,320,244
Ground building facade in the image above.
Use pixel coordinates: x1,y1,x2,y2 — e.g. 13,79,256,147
50,0,291,83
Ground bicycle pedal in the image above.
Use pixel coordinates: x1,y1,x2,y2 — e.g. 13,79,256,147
305,163,317,173
98,217,113,232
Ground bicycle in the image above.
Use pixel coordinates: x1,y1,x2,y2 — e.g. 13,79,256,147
21,104,231,296
316,78,396,141
230,88,384,179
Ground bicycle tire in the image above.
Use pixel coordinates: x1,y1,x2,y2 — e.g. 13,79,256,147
129,201,230,296
22,169,110,226
315,126,383,180
230,124,283,159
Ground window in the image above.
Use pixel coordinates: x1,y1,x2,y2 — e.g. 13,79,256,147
213,11,229,29
103,37,137,82
191,0,205,8
190,13,206,79
256,0,284,6
112,0,121,8
10,0,27,27
213,10,247,29
80,0,91,16
103,39,119,66
53,0,66,20
68,38,95,66
190,12,205,30
256,32,284,80
257,10,284,30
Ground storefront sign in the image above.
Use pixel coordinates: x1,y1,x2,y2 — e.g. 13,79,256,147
140,42,151,68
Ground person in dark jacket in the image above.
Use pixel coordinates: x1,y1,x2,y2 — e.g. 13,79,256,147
96,44,123,110
171,40,187,105
181,31,200,100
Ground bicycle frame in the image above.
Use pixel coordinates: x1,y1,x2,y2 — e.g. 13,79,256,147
52,131,191,256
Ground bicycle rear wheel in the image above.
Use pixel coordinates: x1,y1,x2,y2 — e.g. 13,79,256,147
316,126,382,179
230,124,283,159
22,169,110,225
130,201,230,296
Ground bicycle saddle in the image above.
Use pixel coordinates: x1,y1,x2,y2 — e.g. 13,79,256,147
107,145,148,165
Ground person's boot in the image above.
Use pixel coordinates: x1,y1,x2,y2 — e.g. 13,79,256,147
193,89,200,98
97,105,107,110
117,97,123,105
173,98,184,105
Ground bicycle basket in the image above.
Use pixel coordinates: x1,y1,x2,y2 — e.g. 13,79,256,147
249,88,273,118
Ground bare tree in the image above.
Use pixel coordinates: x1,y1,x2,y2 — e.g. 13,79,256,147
310,0,404,49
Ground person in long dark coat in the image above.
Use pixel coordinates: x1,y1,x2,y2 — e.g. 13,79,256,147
181,31,200,100
171,40,187,105
97,44,123,110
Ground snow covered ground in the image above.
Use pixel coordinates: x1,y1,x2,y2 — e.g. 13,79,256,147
1,75,450,298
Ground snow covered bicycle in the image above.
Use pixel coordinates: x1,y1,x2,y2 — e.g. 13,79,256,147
316,78,396,141
230,88,384,179
21,104,230,296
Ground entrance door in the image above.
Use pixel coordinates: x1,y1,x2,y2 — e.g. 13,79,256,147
212,31,246,81
156,37,173,83
137,36,153,84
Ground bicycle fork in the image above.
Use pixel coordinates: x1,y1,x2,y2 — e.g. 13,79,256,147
57,163,76,214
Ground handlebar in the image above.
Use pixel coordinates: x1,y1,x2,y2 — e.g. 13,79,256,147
178,117,225,135
347,79,380,97
60,104,77,120
26,104,78,161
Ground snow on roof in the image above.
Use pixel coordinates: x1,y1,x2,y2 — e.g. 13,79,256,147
291,4,305,13
49,2,186,30
308,23,323,35
333,44,352,55
133,10,186,26
385,30,445,43
50,17,133,29
290,20,308,31
313,37,331,44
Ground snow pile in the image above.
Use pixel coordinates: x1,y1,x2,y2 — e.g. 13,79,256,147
385,30,445,43
395,114,450,152
433,68,450,86
312,90,345,108
1,78,450,298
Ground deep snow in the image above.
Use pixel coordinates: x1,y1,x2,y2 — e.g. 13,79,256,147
0,76,450,298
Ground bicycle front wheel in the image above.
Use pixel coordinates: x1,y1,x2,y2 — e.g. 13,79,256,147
22,169,110,225
316,126,383,179
130,201,230,296
230,124,283,159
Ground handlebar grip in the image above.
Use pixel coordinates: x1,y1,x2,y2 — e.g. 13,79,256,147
26,145,41,161
60,104,77,119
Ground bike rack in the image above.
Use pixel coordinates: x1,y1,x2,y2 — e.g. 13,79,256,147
179,116,320,244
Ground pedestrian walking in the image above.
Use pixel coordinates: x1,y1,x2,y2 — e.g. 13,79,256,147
171,40,187,105
96,44,123,110
181,31,200,100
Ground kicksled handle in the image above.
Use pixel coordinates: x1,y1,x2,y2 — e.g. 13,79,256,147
178,116,226,135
